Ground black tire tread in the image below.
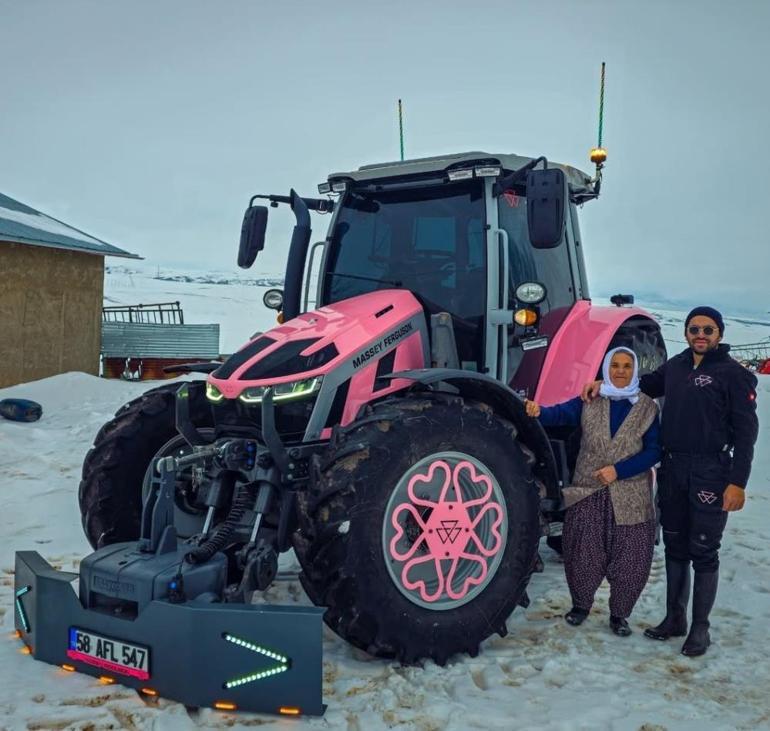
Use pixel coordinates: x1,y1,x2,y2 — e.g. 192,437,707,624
79,382,211,548
293,392,541,664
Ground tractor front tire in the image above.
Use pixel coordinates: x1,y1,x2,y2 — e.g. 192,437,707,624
79,381,212,549
294,393,540,665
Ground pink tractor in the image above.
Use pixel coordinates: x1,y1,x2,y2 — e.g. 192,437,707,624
80,151,666,665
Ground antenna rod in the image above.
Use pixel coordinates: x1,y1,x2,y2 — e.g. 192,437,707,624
398,99,405,161
598,62,606,148
590,63,608,179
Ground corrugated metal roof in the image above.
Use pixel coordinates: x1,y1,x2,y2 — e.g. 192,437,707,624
0,192,139,259
101,322,220,358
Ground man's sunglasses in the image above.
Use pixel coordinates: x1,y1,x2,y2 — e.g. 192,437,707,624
688,325,718,336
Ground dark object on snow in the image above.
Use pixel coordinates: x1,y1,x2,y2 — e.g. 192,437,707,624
0,398,42,422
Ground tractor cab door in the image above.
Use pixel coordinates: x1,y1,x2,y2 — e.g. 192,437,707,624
484,182,581,392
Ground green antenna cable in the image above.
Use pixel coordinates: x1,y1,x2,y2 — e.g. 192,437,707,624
398,99,405,161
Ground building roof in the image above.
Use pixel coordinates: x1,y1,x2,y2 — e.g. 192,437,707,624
101,322,220,358
0,192,139,259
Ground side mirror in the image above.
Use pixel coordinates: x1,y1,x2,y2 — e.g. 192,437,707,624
238,205,268,268
526,168,566,249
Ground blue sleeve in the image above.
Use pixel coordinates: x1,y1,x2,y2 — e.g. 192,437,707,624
538,397,583,428
614,414,661,480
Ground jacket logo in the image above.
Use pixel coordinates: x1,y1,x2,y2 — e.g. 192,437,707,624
693,375,713,387
697,490,717,504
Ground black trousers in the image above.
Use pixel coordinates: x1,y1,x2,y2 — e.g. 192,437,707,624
658,452,730,573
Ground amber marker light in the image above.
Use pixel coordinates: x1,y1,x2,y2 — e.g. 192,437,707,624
590,146,608,164
279,707,301,716
61,664,76,672
276,312,285,324
12,630,21,639
140,688,158,697
514,309,538,327
19,645,32,655
99,676,115,685
214,701,237,711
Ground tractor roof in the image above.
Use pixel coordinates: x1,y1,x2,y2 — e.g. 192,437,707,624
328,151,594,196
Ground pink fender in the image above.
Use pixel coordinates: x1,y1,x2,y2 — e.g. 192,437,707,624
533,301,657,406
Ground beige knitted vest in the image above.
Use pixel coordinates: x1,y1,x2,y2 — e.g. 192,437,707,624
563,394,658,525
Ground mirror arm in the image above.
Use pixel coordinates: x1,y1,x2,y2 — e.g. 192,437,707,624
493,157,548,197
249,193,334,213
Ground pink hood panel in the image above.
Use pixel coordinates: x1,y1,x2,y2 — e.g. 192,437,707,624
209,290,423,399
534,301,657,406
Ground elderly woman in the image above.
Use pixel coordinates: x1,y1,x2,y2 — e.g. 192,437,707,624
526,347,661,636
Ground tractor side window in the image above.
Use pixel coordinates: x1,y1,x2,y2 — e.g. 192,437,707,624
498,196,575,314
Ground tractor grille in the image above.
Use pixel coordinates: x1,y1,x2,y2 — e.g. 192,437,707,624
212,394,318,443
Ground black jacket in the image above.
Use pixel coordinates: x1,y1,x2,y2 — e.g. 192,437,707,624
640,344,759,488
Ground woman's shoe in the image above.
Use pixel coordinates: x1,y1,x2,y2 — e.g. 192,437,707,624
610,616,632,636
565,607,589,626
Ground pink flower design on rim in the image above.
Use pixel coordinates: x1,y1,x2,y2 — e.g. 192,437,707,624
389,459,505,603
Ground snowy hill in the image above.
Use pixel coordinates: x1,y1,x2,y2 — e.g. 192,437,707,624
104,262,770,357
1,270,769,730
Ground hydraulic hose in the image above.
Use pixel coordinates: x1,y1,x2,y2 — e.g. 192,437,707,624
185,479,256,564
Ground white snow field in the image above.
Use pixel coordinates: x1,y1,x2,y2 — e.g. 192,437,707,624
1,270,769,730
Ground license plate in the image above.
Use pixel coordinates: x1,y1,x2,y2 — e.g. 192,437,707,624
67,628,150,680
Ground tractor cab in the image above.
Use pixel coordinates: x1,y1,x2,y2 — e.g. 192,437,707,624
242,151,598,396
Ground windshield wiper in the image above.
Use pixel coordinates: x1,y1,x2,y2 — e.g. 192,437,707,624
326,271,402,287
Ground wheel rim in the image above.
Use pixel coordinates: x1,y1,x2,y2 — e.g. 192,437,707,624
141,429,215,538
382,452,508,610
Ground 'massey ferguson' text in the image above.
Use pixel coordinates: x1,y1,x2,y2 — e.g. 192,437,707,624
352,323,414,369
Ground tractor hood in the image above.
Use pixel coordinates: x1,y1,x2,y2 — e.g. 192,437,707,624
208,290,426,400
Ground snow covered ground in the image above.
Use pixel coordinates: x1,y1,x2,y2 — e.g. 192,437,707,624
1,272,769,730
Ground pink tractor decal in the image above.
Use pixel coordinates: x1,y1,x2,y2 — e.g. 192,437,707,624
384,454,508,609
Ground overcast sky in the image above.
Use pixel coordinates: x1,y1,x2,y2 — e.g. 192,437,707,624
2,0,768,313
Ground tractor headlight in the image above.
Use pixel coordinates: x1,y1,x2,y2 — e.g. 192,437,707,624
239,376,323,404
515,281,547,305
206,383,225,403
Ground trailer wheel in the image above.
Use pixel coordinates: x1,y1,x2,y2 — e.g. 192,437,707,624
79,381,213,549
294,393,540,664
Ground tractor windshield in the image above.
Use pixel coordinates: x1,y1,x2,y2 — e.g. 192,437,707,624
322,181,486,322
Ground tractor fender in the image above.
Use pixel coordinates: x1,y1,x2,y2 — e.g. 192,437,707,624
534,301,660,406
390,368,559,500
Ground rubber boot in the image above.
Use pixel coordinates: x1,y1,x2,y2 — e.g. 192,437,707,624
644,558,691,640
681,570,719,657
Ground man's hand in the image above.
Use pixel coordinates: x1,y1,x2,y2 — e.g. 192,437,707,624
581,380,602,402
723,484,746,511
594,465,618,486
525,399,540,418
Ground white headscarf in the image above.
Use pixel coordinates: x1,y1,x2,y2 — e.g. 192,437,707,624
599,346,640,404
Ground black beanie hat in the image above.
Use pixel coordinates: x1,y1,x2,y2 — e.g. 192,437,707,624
685,306,725,335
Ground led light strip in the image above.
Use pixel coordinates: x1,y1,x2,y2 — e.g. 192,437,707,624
15,586,31,633
222,633,290,690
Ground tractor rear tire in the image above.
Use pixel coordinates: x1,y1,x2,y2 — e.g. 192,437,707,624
293,393,540,664
608,317,667,376
78,381,212,549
